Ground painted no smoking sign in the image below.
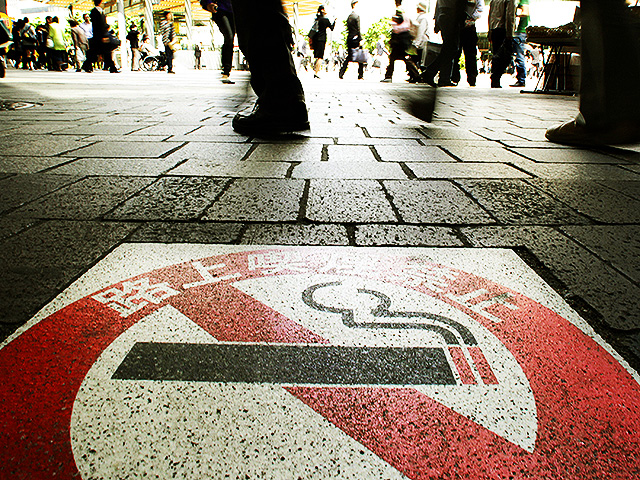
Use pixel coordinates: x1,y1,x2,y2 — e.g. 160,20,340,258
1,245,639,479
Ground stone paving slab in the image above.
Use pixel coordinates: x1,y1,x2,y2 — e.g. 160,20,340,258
327,145,377,162
461,225,640,331
512,163,640,181
248,144,324,162
354,224,463,246
164,142,251,162
375,145,454,162
457,179,591,224
62,141,184,158
0,174,81,213
292,160,407,179
560,225,640,283
306,179,397,223
440,145,528,163
1,137,92,156
128,221,244,244
107,177,229,220
0,156,74,174
513,147,625,164
8,176,155,220
525,179,640,223
407,162,530,179
240,223,349,245
47,158,181,176
170,160,290,178
203,178,305,222
384,180,494,224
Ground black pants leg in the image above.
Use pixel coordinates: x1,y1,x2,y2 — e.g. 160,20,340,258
461,24,478,85
578,0,640,129
164,45,173,72
213,11,235,76
490,27,509,85
231,0,305,110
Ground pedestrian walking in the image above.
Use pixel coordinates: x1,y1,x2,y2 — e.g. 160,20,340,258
382,0,421,83
201,0,235,83
159,11,177,74
126,24,140,71
338,1,366,80
451,0,483,87
411,2,429,74
48,17,67,71
510,0,529,87
488,0,516,88
82,0,119,73
230,0,309,135
79,13,93,42
421,0,466,87
308,5,335,78
69,19,88,72
194,42,202,69
19,18,36,70
546,0,640,146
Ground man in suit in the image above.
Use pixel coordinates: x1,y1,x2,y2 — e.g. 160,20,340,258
229,0,309,135
82,0,118,73
338,0,366,80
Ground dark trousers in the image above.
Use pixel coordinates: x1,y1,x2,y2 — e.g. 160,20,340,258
212,11,235,75
83,40,116,71
489,27,511,84
424,7,464,84
339,47,365,79
578,0,640,130
385,38,420,81
164,45,173,72
452,23,478,86
230,0,305,110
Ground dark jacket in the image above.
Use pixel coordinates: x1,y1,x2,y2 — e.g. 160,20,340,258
90,7,109,46
314,14,335,43
345,11,362,48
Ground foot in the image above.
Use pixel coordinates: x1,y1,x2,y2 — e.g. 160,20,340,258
232,102,310,136
380,78,392,83
491,77,501,88
437,81,457,87
109,67,120,73
510,81,526,87
314,74,320,79
546,119,640,146
221,75,234,84
167,70,175,74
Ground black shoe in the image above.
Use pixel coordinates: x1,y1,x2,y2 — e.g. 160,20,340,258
437,81,457,87
109,67,120,73
232,102,310,136
510,81,526,87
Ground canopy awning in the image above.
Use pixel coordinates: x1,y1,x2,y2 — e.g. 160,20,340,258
44,0,321,21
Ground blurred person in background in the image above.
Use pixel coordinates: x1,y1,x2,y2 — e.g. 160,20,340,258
82,0,119,73
382,0,421,83
48,16,66,71
159,11,176,74
19,18,36,69
510,0,530,87
488,0,516,88
338,1,366,80
451,0,483,87
126,24,140,71
309,4,335,79
201,0,236,83
69,19,88,72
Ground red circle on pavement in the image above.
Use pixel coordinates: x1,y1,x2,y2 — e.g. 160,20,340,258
1,247,639,479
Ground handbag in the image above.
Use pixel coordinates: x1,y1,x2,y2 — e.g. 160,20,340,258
353,47,368,64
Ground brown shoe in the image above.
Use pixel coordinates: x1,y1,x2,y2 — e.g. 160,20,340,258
546,119,640,146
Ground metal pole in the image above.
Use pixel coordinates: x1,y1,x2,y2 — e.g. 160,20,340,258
144,0,155,48
117,0,129,70
184,0,193,44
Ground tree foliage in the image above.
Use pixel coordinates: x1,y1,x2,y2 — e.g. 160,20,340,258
363,17,391,53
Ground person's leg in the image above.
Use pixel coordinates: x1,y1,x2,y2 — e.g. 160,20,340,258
339,48,353,78
165,45,173,73
357,59,365,79
434,8,462,85
403,56,421,82
213,11,235,77
461,24,478,86
384,44,399,80
490,27,507,87
546,0,640,145
231,0,308,134
511,33,526,85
